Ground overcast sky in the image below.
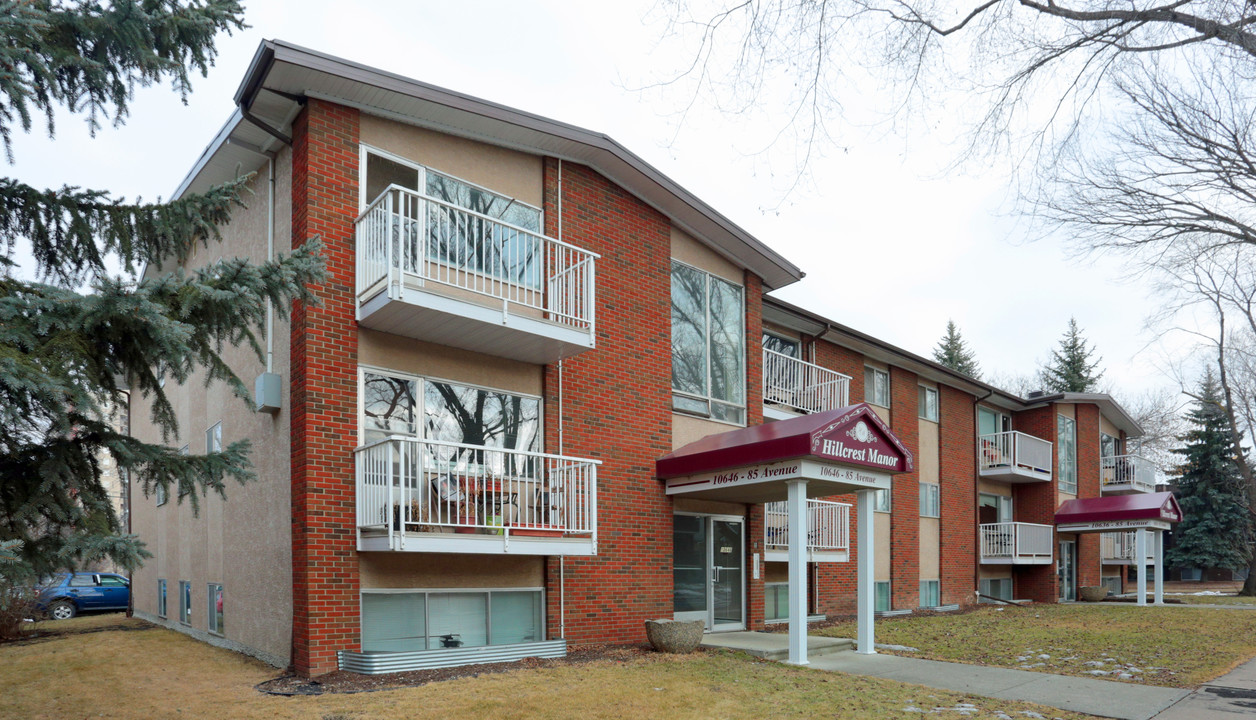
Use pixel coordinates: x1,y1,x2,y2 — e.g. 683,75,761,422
9,1,1202,402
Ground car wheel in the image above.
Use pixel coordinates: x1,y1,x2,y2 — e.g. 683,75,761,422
48,600,76,620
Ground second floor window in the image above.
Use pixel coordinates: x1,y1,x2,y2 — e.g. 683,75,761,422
1058,414,1077,493
671,261,745,424
918,386,939,422
865,367,890,407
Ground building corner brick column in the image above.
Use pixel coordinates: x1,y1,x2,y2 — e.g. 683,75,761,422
1013,404,1059,603
290,99,361,677
890,367,920,609
1076,404,1102,588
939,386,976,606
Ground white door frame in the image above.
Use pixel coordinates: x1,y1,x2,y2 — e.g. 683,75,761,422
672,512,746,631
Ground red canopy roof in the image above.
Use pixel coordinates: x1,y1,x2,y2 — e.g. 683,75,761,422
1055,492,1182,525
657,404,913,479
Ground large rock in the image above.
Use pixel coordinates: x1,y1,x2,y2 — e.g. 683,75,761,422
645,619,704,653
1079,586,1109,602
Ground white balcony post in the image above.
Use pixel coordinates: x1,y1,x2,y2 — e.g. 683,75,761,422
1153,530,1164,605
786,479,809,665
856,488,876,654
1135,528,1148,607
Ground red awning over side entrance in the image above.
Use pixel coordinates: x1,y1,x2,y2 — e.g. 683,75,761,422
1054,492,1182,525
656,404,913,479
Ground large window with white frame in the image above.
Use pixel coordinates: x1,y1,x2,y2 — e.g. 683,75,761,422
919,483,940,518
360,148,544,288
361,588,544,653
671,261,745,424
1058,414,1077,494
865,367,890,407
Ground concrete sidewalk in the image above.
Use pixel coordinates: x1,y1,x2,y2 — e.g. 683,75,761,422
1153,656,1256,718
702,632,1188,720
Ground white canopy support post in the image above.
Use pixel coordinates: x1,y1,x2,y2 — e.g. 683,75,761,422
856,488,875,654
1135,528,1148,607
1153,530,1164,605
786,479,809,665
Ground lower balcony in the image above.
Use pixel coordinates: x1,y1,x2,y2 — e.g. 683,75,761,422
1101,454,1156,494
978,431,1053,483
763,499,850,562
1100,531,1154,565
979,522,1054,565
355,436,599,556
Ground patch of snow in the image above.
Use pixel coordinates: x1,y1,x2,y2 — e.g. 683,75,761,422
1088,670,1111,676
877,643,920,652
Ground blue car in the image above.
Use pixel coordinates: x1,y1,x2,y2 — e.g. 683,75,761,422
36,572,130,620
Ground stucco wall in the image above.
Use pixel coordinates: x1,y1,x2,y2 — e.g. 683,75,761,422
130,148,295,666
358,329,543,400
360,553,544,588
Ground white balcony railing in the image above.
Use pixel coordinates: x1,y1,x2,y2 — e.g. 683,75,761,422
764,499,851,554
1100,531,1154,565
979,522,1054,564
979,431,1053,480
356,184,597,334
762,348,851,414
1101,454,1156,493
355,436,598,550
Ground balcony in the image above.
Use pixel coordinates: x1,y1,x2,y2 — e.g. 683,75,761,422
979,522,1054,565
355,185,598,364
355,436,599,555
762,349,851,417
978,431,1053,483
1101,454,1156,494
1100,531,1154,565
763,499,850,562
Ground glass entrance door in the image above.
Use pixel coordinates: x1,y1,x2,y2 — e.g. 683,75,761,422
672,514,745,631
1059,540,1077,601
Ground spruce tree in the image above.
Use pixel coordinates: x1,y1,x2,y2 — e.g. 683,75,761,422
0,2,324,580
932,320,981,379
1166,368,1253,573
1040,317,1104,393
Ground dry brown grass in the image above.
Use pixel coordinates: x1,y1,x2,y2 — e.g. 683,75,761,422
0,614,1096,719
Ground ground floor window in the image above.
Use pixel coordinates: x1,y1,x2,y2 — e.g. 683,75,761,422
764,583,788,621
875,581,891,612
920,580,940,608
979,578,1012,603
157,579,166,618
179,581,191,624
361,589,543,653
207,583,224,635
1101,576,1122,596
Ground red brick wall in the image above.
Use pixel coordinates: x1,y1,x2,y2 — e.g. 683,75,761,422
1076,404,1102,587
1012,404,1059,602
939,385,977,606
289,99,362,676
540,159,675,644
743,272,765,629
889,367,920,609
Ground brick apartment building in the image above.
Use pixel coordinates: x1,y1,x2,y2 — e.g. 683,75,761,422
129,40,1173,676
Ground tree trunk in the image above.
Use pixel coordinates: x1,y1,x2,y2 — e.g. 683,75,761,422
1242,555,1256,596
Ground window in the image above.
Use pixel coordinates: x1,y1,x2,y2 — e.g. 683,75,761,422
918,386,939,422
762,332,800,358
764,583,789,621
978,493,1012,524
865,367,890,407
977,406,1011,437
361,589,543,652
208,584,224,635
100,575,127,588
875,581,891,612
70,574,95,587
206,422,222,454
979,578,1012,603
919,483,940,518
873,488,891,513
361,149,544,288
1058,414,1077,494
1100,432,1119,460
920,580,940,608
179,581,191,625
671,261,745,424
157,579,167,618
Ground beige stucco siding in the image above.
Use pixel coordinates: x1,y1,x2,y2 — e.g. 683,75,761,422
875,511,891,582
671,226,742,283
919,419,939,484
919,517,940,581
358,329,543,403
360,554,544,589
359,114,543,209
673,414,742,450
130,149,294,666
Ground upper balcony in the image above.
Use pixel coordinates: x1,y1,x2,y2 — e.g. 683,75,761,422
1100,531,1154,565
1101,454,1156,494
762,348,851,417
355,436,599,556
763,499,850,562
355,185,598,364
978,431,1053,483
979,522,1054,565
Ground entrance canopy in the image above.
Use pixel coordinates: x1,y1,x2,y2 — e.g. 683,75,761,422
1055,492,1182,533
657,404,913,503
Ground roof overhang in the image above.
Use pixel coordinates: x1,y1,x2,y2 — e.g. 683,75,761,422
1055,492,1182,533
186,39,802,290
1024,392,1144,438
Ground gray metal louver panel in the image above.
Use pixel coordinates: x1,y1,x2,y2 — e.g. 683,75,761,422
338,639,567,675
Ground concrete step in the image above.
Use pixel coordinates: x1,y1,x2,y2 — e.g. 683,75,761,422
700,631,855,660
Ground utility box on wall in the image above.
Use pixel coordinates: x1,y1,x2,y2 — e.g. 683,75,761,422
255,372,282,414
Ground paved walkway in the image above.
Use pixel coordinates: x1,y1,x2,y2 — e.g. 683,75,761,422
702,632,1188,720
1153,656,1256,718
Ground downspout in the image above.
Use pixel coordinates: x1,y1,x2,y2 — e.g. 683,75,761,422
267,156,275,373
122,390,133,618
557,158,564,456
972,388,994,600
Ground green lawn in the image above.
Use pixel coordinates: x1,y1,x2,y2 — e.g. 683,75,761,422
818,603,1256,687
1170,594,1256,606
